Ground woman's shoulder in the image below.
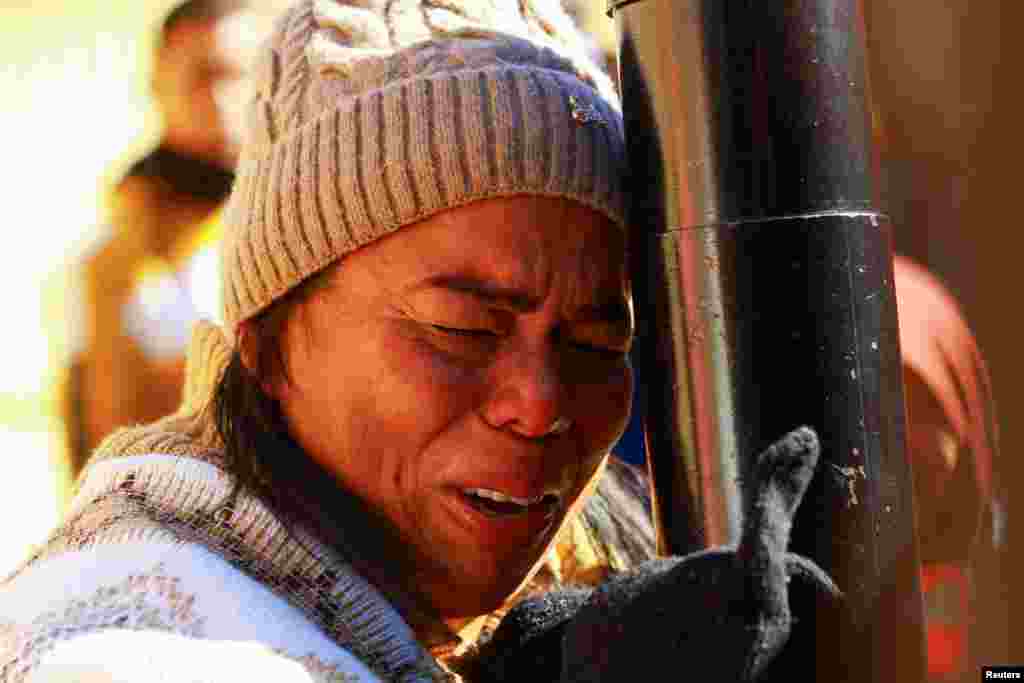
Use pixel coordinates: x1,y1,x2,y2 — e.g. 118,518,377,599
0,540,377,683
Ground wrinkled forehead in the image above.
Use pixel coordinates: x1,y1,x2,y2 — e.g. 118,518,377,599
362,196,630,302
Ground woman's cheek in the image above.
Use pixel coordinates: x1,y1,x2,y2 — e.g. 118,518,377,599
384,327,488,405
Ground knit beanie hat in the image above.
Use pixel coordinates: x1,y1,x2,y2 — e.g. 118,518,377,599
221,0,627,330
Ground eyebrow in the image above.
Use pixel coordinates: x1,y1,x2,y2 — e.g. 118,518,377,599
419,274,633,330
420,274,541,312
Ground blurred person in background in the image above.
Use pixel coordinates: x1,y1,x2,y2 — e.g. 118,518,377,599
894,255,1008,682
60,0,256,481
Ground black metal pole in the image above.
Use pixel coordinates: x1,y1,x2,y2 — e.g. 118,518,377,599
609,0,927,680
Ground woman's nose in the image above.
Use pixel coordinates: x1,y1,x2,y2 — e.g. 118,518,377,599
481,345,571,439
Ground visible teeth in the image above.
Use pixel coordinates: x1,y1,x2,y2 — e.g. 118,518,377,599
464,488,543,506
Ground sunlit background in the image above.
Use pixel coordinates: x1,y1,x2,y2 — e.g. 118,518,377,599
0,2,165,574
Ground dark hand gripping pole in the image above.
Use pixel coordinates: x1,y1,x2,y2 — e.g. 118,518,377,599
608,0,927,680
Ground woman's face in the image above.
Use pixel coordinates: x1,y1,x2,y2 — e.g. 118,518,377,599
271,196,633,619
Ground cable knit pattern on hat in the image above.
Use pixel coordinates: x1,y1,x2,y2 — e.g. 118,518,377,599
221,0,626,329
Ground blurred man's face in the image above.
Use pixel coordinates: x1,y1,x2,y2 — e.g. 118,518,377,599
154,11,264,169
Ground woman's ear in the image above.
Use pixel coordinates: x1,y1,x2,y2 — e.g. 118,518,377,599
237,320,283,399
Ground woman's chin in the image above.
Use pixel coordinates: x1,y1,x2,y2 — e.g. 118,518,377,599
406,490,570,619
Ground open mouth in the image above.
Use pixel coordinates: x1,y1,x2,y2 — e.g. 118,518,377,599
460,487,561,518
